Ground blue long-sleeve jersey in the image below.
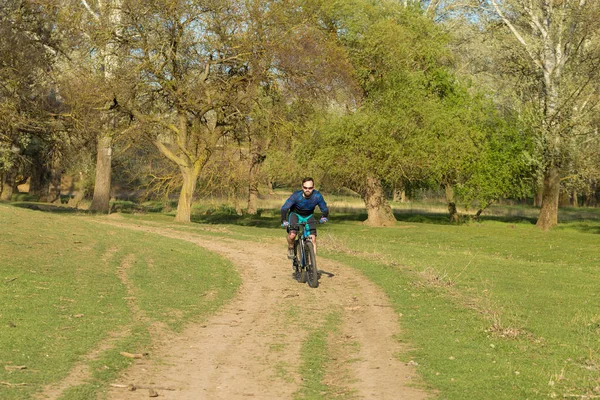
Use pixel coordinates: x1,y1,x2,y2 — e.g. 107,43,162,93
281,190,329,222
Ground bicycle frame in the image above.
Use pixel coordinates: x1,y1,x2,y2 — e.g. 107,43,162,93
294,222,312,269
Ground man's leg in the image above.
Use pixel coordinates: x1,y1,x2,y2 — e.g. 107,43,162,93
286,214,300,259
287,231,297,247
286,231,297,259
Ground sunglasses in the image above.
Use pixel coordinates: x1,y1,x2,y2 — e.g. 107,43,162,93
302,186,314,190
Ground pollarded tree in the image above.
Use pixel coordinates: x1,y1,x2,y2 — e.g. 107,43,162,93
485,0,600,229
118,0,262,222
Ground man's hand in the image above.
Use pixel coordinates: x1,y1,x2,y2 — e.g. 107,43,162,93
319,217,328,224
282,221,290,227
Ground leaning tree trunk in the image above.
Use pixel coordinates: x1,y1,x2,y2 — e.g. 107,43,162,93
89,134,112,212
175,163,200,223
360,176,396,227
536,166,560,230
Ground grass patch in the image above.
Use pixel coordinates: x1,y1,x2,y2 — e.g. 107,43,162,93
0,203,240,399
294,311,343,400
319,219,600,399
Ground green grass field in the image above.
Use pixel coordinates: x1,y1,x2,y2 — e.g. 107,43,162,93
2,199,600,399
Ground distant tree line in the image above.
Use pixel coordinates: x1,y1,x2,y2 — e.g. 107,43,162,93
1,0,599,229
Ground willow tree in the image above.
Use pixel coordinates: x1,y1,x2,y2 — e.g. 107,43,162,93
304,3,457,226
486,0,600,230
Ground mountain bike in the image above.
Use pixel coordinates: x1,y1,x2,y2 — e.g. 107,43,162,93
289,216,320,288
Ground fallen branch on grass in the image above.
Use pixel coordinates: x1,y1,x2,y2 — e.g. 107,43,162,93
4,366,27,371
1,382,29,387
119,351,147,359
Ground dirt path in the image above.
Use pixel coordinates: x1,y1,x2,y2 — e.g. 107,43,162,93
94,221,430,399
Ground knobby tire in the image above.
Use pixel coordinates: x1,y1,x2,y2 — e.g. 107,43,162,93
305,241,319,288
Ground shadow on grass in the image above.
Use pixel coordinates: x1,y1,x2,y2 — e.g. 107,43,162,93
191,212,279,228
7,200,600,234
557,221,600,235
10,202,85,214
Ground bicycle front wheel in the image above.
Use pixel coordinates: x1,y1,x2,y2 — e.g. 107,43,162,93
295,240,306,283
304,241,319,288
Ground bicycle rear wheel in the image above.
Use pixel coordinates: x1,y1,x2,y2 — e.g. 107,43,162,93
304,241,318,288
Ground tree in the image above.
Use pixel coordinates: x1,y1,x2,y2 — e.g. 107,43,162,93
54,0,127,212
117,0,254,222
485,0,600,229
0,1,61,201
304,3,459,225
116,0,353,222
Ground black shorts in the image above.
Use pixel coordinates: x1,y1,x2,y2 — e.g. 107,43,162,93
287,213,317,236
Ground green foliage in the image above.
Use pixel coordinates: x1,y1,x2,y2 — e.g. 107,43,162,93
455,111,536,210
297,5,452,192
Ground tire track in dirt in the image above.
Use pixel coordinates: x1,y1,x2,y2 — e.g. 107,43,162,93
96,220,430,400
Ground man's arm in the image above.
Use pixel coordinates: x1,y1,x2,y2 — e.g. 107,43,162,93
317,193,329,219
281,193,297,222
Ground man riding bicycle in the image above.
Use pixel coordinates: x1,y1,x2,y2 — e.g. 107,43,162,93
281,177,329,259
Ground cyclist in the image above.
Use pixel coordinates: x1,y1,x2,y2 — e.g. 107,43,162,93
281,177,329,259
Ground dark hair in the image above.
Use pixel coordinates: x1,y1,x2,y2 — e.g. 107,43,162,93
302,177,314,184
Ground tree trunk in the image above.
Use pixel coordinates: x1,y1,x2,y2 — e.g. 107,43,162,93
247,182,259,215
88,0,121,212
393,184,407,203
47,152,62,204
572,189,578,208
247,134,266,215
29,156,49,200
89,134,113,212
247,156,260,215
536,166,560,230
444,183,459,223
559,189,570,208
175,164,199,223
1,168,17,201
360,176,396,227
